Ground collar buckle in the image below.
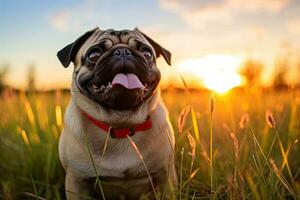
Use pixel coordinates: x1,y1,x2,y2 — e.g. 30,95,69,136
129,127,135,136
108,126,135,138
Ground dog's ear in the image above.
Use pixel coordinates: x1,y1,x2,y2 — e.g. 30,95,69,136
134,28,171,66
57,27,99,68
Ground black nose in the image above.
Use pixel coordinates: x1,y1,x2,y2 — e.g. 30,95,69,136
113,48,132,57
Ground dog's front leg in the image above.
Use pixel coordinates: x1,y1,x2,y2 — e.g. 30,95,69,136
65,173,91,200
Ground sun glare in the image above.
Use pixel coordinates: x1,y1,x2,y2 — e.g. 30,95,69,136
203,72,242,93
178,55,243,93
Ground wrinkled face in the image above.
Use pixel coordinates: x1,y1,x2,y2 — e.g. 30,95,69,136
57,28,171,111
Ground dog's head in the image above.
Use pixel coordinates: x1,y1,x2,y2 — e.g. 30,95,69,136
57,27,171,116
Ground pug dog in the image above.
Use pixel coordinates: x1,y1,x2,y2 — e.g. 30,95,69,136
57,27,177,200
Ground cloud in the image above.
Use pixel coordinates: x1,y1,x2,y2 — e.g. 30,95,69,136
48,0,104,32
159,0,291,29
159,0,232,28
245,25,268,40
49,10,71,32
229,0,291,12
140,23,269,67
287,18,300,33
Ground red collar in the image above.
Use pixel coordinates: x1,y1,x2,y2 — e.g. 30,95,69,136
82,112,152,138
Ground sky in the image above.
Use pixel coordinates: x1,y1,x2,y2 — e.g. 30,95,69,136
1,0,300,90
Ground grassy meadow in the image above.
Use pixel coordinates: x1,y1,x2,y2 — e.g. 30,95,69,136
0,88,300,199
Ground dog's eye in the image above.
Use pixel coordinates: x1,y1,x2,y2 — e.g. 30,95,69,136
142,50,152,60
87,49,102,63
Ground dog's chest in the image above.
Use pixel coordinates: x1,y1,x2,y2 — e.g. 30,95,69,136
78,125,164,178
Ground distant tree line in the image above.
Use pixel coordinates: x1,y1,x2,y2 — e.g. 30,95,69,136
1,57,300,93
240,55,300,90
0,64,9,92
0,63,36,93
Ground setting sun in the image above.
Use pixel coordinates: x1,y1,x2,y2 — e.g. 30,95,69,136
177,55,244,93
203,72,242,93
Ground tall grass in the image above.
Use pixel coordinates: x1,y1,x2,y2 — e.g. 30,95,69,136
0,88,299,199
209,93,215,195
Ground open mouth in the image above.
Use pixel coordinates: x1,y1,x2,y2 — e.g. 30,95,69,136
86,73,153,97
77,72,158,110
87,73,148,93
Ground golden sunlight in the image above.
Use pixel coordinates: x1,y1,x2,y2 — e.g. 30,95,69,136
178,55,244,93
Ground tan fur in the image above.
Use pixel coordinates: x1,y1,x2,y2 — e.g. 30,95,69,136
59,28,177,200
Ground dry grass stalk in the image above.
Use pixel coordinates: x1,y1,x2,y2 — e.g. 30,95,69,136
180,76,188,89
179,147,184,200
209,93,216,116
55,105,62,128
239,113,249,129
23,192,47,200
201,150,210,162
279,142,294,179
24,100,36,126
265,110,276,128
95,132,110,179
186,132,197,198
127,136,158,200
187,132,196,159
230,133,239,159
269,158,297,198
269,158,281,178
191,107,201,143
20,129,30,145
178,105,190,134
223,123,239,159
83,136,106,199
209,93,215,193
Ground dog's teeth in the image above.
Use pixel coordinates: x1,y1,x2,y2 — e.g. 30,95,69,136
106,82,112,89
91,84,100,92
100,85,105,91
144,83,150,90
91,84,97,88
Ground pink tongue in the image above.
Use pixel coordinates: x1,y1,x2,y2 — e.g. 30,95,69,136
112,73,145,90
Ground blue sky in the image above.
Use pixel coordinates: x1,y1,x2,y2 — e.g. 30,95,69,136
1,0,300,89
